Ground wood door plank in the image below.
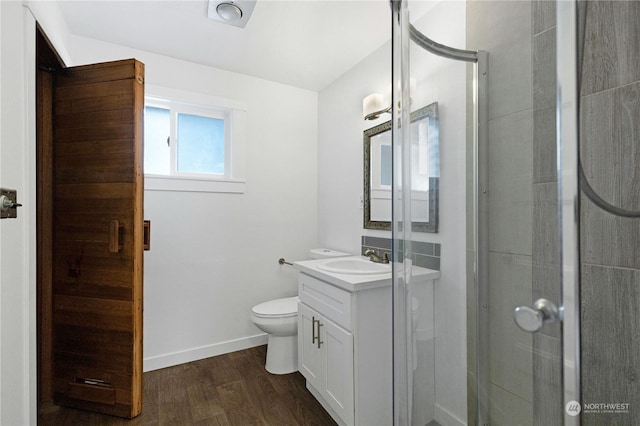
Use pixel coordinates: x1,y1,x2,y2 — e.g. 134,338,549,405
53,282,133,302
55,183,135,200
54,265,134,285
55,59,141,87
56,94,135,115
55,123,135,143
55,79,136,101
55,109,134,129
56,139,134,157
55,156,135,184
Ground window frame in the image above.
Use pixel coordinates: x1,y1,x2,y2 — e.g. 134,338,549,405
144,85,246,194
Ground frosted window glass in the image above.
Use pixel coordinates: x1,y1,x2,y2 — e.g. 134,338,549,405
144,106,170,175
177,113,225,175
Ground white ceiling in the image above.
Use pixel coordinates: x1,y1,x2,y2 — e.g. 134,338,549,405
57,0,435,91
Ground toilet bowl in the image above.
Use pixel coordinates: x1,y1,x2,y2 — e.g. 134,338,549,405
251,248,350,374
251,296,300,374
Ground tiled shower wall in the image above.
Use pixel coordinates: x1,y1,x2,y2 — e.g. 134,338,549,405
579,2,640,424
467,1,539,424
531,3,640,424
468,1,640,425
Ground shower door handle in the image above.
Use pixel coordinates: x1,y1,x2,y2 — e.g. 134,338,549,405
514,298,560,333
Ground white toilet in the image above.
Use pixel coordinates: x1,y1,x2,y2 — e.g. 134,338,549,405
250,248,349,374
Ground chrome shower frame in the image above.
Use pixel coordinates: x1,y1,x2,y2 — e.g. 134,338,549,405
557,1,582,425
390,1,489,424
392,0,582,424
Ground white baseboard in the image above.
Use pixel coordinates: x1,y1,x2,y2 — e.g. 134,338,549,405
435,402,466,426
143,333,269,372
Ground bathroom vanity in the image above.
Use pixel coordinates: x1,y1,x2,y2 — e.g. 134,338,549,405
294,256,439,426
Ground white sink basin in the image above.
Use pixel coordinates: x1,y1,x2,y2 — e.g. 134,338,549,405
317,257,391,275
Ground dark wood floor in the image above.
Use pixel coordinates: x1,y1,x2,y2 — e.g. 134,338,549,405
38,346,337,425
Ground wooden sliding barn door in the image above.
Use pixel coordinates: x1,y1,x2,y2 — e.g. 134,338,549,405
51,59,144,418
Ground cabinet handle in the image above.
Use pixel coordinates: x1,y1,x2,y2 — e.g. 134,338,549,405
312,316,317,345
316,321,323,349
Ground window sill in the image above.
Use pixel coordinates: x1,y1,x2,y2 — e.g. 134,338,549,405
144,175,246,194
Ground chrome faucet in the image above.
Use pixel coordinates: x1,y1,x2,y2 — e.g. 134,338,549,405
364,249,389,264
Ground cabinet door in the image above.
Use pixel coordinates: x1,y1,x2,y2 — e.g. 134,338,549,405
322,316,354,426
298,302,324,389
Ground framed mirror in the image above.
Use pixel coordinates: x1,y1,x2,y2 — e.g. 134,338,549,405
363,102,439,232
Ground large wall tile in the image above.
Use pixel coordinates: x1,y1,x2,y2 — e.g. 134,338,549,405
533,27,556,112
580,85,640,269
580,91,616,200
581,265,640,425
488,383,533,426
532,26,556,184
581,195,640,269
488,110,533,256
533,107,556,184
532,0,556,36
581,1,640,96
532,333,562,426
532,183,561,338
615,82,640,211
488,252,533,402
467,0,533,120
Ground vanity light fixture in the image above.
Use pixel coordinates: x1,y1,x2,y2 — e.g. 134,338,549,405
207,0,257,28
363,78,417,121
363,94,392,121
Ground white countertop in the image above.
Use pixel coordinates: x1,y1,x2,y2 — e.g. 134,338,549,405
293,255,440,292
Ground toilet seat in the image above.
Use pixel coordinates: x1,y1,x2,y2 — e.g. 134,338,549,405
251,296,299,318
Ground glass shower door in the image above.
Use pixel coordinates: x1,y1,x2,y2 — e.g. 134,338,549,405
391,1,578,425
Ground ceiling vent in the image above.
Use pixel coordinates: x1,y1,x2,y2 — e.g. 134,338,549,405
207,0,257,28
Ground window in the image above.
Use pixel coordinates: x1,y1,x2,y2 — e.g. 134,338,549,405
144,85,246,193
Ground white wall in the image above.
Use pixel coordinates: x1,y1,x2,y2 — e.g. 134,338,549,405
317,2,468,425
66,36,319,370
0,2,37,424
317,31,391,254
411,3,468,424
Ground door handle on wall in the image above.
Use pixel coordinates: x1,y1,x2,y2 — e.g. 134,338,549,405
0,188,22,219
109,220,124,253
144,220,151,251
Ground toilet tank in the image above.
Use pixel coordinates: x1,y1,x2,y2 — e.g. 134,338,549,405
308,248,351,259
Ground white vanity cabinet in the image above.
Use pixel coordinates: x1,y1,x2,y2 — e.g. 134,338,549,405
298,302,354,425
297,270,392,426
295,256,440,426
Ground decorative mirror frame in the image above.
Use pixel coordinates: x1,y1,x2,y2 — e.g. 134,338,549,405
363,102,439,232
